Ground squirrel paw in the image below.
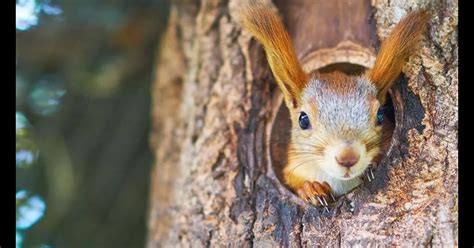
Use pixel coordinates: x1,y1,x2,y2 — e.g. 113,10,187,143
362,164,376,182
296,181,336,212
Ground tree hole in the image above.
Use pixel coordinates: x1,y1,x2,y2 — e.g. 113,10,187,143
269,62,396,200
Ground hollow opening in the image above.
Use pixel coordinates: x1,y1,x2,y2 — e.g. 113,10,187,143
317,62,366,75
269,62,396,198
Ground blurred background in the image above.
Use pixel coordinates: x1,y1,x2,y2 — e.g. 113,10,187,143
16,0,170,246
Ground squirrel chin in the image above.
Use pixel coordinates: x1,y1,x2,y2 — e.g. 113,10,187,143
333,175,358,181
328,166,369,181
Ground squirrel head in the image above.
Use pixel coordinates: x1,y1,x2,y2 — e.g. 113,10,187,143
288,71,382,180
239,4,429,180
289,72,382,180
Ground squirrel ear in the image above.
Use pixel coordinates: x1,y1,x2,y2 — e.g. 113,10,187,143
367,11,430,103
239,3,308,109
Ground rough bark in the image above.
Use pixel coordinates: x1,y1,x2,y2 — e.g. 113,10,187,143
148,0,457,247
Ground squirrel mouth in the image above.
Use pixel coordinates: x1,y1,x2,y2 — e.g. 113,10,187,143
343,171,351,178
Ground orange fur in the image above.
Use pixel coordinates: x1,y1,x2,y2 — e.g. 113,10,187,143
368,11,430,103
239,3,308,108
309,71,359,95
283,160,307,192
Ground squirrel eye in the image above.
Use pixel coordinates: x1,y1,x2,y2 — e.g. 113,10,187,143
376,108,384,125
298,112,311,130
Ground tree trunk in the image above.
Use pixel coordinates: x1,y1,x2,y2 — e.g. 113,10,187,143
148,0,458,247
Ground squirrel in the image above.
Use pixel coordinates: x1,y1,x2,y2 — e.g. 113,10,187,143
239,3,430,208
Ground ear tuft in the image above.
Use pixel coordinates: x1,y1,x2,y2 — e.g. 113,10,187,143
368,10,430,103
238,1,308,108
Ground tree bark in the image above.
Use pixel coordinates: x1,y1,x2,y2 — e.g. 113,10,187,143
148,0,458,247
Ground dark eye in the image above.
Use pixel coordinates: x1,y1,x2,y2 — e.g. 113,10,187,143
299,112,311,130
376,108,384,125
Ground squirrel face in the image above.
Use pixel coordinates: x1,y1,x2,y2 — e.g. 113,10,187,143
289,72,382,180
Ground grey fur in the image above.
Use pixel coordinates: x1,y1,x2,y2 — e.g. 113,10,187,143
301,77,377,137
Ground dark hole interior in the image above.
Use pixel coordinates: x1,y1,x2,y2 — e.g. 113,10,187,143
270,62,395,190
317,62,367,75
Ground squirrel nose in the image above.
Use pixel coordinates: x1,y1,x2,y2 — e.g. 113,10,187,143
335,147,360,168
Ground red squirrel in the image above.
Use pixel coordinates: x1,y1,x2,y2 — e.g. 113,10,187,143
239,3,430,207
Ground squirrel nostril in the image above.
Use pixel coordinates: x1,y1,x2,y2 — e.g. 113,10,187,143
335,150,360,168
336,156,359,167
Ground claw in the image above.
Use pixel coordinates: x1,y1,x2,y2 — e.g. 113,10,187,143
323,206,330,213
319,196,330,212
309,196,318,206
365,164,375,182
299,181,335,211
321,196,328,207
316,196,325,206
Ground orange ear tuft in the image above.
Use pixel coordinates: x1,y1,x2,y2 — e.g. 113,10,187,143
368,11,430,103
239,2,308,108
